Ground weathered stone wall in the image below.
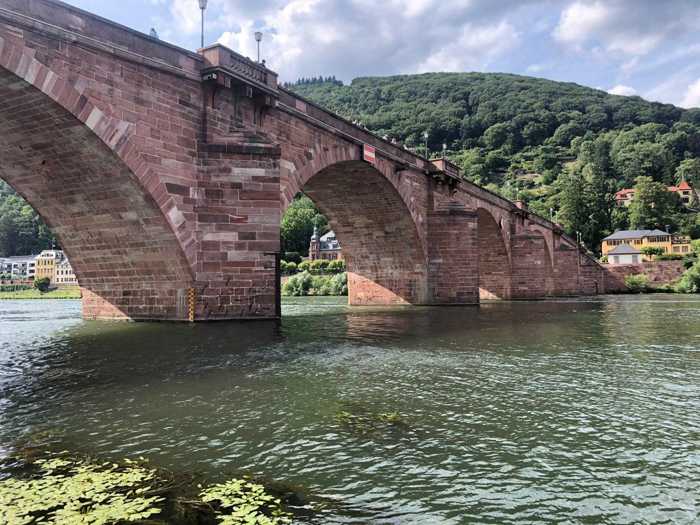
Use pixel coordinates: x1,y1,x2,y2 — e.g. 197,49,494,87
510,232,553,299
603,261,686,292
476,208,511,299
427,206,479,304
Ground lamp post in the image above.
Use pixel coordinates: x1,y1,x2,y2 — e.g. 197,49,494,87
423,131,429,158
198,0,207,49
442,143,447,159
255,31,263,63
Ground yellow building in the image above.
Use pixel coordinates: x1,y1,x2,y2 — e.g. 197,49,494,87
602,230,692,262
34,250,65,281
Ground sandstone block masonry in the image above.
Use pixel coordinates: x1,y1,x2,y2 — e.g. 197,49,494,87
0,0,605,320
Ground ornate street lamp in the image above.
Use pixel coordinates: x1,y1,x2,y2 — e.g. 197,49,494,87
198,0,207,49
255,31,263,63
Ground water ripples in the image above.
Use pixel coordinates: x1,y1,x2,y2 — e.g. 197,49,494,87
1,296,700,523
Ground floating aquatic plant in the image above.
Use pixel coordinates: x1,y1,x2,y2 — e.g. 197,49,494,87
200,478,292,524
0,456,164,524
0,449,300,525
334,409,408,434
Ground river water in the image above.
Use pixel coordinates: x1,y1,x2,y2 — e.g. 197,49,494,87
1,296,699,523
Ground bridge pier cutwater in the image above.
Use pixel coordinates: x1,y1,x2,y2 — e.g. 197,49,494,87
0,0,606,320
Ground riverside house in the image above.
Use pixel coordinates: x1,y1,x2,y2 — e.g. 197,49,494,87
602,229,692,263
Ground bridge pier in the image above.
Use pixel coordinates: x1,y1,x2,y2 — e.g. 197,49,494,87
427,205,480,305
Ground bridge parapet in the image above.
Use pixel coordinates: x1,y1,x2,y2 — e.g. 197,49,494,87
0,0,202,78
200,44,278,96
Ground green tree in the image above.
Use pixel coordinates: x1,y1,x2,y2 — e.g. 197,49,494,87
628,176,674,229
675,158,700,186
558,168,588,241
34,277,50,293
280,195,328,256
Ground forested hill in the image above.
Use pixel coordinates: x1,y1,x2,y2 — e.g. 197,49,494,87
288,73,700,250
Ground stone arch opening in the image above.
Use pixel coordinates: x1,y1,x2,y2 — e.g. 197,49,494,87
287,160,428,306
477,208,512,300
0,63,194,320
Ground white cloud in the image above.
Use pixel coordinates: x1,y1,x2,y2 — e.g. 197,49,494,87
682,78,700,108
553,0,699,58
553,1,610,46
526,63,549,74
607,84,636,96
416,21,519,73
208,0,528,82
170,0,200,34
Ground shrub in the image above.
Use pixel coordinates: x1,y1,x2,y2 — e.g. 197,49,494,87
692,239,700,254
282,271,312,296
310,259,329,273
599,255,608,264
0,284,31,292
280,261,297,275
656,254,683,261
327,259,346,273
683,253,698,269
297,260,311,272
624,274,650,293
284,251,302,264
34,277,51,293
330,272,348,295
281,272,348,296
675,261,700,294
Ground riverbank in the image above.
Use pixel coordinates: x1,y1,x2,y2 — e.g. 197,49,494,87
0,287,81,299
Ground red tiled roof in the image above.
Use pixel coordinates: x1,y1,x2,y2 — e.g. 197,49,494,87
615,189,635,198
677,180,692,190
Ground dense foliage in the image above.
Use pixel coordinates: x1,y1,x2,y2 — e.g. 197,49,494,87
290,73,700,252
282,271,348,296
0,181,55,257
281,195,328,257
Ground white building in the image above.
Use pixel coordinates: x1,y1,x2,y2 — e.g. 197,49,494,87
54,258,78,285
607,244,642,265
0,255,37,279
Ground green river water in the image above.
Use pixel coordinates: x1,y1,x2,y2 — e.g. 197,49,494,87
1,296,699,523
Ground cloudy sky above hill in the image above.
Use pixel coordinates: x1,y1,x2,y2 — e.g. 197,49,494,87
65,0,700,108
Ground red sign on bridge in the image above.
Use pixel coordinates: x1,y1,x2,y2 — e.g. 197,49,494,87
363,144,376,165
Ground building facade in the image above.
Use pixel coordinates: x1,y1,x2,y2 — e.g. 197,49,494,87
309,228,343,261
602,229,692,261
0,255,36,279
54,258,78,285
34,250,65,281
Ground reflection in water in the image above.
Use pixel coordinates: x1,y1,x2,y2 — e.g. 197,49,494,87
1,296,700,524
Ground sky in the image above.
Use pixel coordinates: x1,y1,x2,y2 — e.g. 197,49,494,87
62,0,700,108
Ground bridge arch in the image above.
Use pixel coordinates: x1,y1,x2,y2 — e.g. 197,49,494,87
477,208,512,300
285,159,429,305
0,38,194,319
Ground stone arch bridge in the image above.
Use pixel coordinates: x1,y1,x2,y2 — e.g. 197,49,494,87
0,0,604,320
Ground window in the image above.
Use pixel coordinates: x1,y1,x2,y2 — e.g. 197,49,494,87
613,256,619,264
632,255,639,264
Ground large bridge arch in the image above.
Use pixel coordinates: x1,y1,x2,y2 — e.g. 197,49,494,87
477,208,512,300
288,160,429,305
0,38,194,320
